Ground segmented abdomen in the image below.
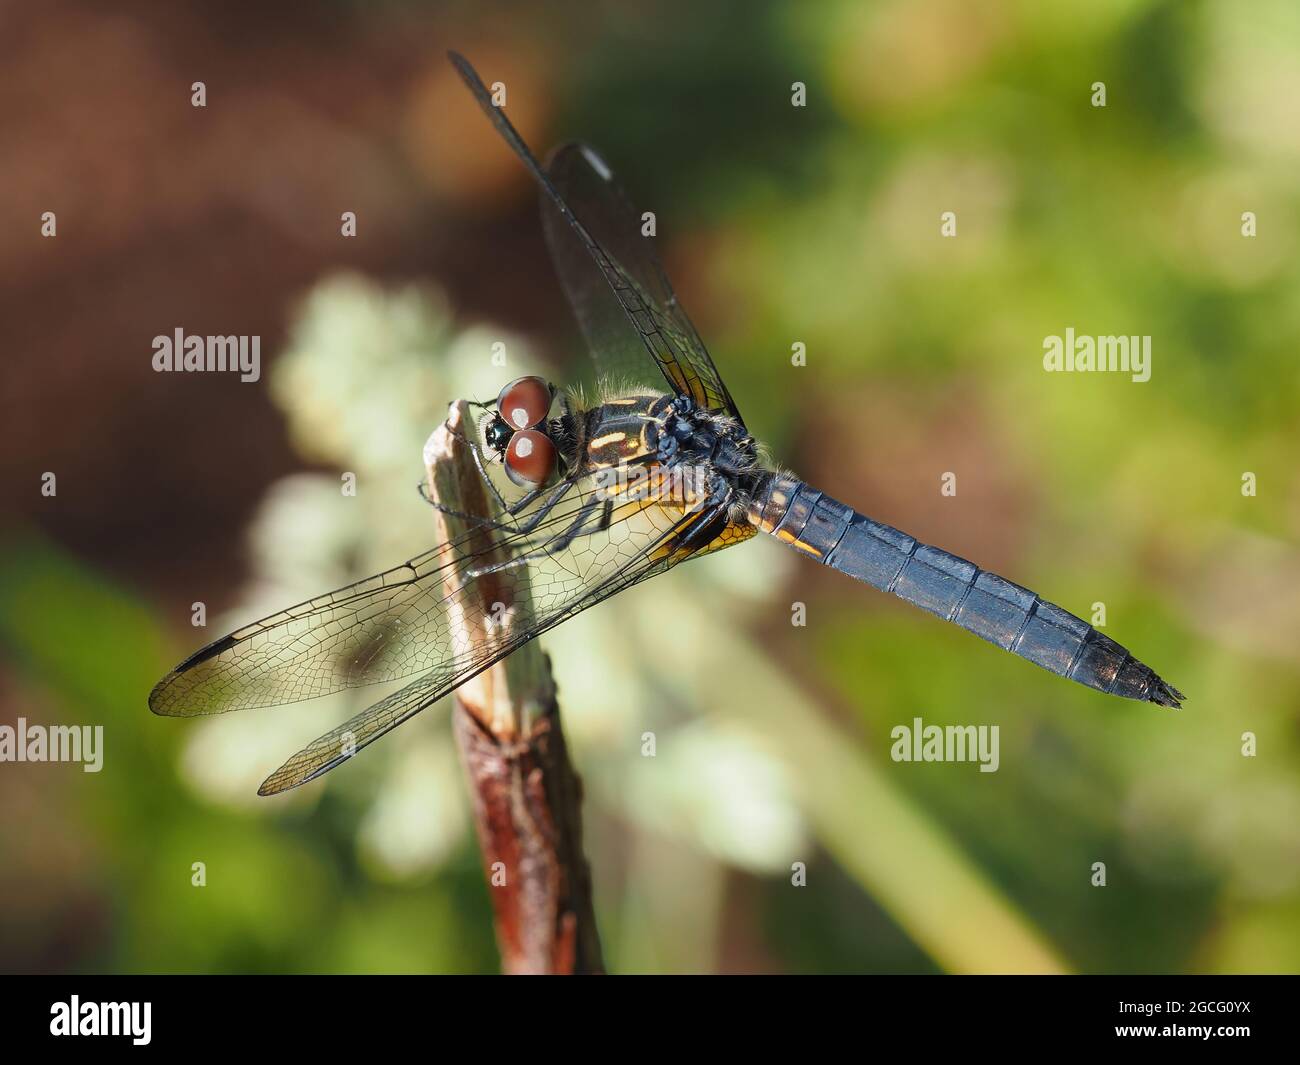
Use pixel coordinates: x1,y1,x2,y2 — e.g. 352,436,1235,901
748,474,1182,707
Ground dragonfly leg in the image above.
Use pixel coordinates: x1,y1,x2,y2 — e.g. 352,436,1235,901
464,491,607,581
417,479,553,530
419,455,581,544
461,428,516,515
435,418,548,518
460,431,584,530
545,492,613,550
509,479,581,534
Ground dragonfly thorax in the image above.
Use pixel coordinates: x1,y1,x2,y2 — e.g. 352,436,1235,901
646,394,758,478
576,392,766,525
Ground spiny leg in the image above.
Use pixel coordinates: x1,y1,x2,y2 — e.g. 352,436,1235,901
462,428,516,515
418,453,579,543
464,491,609,581
417,478,555,531
438,416,535,518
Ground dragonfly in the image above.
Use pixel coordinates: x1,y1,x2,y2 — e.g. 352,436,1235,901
149,52,1182,796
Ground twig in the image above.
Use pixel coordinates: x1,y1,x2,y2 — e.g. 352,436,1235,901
424,401,603,975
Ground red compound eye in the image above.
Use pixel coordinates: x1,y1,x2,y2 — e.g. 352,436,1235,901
496,376,553,431
504,429,557,487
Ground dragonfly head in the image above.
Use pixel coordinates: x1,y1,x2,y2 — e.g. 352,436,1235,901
484,413,514,454
487,376,560,487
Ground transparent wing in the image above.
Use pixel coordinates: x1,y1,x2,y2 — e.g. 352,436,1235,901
539,144,656,393
151,470,690,719
257,668,450,795
151,459,730,793
256,504,743,795
540,143,743,424
447,52,744,426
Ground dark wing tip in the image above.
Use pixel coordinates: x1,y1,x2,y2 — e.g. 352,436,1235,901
446,50,483,91
174,633,237,673
149,633,239,716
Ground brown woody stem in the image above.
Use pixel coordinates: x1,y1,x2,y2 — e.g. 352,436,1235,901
424,402,603,975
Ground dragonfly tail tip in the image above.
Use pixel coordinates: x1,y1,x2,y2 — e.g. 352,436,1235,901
1149,678,1184,709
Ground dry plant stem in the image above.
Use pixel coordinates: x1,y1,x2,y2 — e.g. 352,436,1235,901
425,402,603,975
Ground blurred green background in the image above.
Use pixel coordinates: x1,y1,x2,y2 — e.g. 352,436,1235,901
2,0,1298,974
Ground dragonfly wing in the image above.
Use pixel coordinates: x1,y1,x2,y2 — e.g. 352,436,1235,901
541,142,743,423
257,668,449,795
447,53,743,424
539,145,659,394
150,462,673,717
150,544,459,716
257,492,719,794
